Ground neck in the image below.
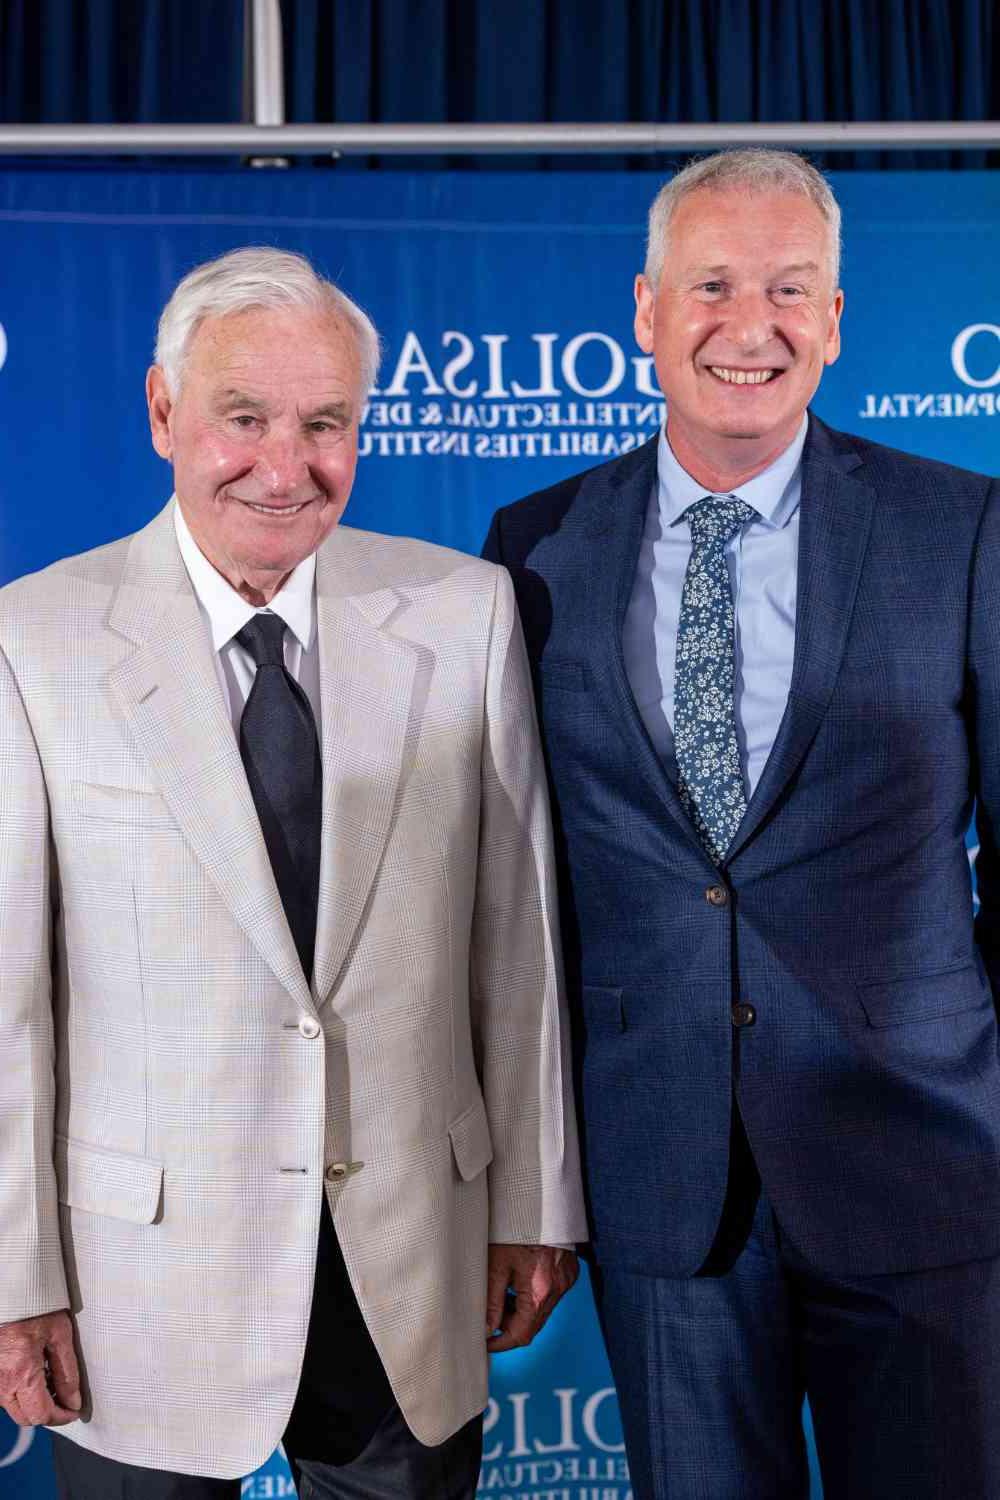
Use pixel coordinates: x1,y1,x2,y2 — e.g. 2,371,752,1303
665,416,804,493
232,573,291,607
179,509,292,605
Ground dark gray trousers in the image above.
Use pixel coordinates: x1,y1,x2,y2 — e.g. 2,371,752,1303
49,1408,483,1500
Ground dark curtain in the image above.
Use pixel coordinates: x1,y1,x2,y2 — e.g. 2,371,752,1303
283,0,1000,169
0,0,243,124
1,0,997,168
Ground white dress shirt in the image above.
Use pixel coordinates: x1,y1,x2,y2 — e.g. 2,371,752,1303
172,499,321,741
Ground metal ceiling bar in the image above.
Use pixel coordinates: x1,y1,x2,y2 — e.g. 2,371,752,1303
250,0,285,127
0,121,997,155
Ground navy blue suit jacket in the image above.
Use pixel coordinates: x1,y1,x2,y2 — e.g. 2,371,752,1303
484,414,1000,1278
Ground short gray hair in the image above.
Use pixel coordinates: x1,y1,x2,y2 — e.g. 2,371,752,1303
644,148,841,291
154,246,381,399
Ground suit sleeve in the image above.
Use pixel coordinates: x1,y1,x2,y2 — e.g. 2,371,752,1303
0,640,69,1322
970,480,1000,1003
469,564,586,1245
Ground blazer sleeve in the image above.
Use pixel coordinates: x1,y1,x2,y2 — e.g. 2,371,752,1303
970,479,1000,1004
0,640,70,1322
469,564,586,1245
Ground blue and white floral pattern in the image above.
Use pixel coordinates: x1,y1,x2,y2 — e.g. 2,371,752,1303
674,495,757,864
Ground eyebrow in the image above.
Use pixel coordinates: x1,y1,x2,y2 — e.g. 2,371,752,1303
212,392,353,424
687,261,822,279
213,389,270,414
303,401,352,424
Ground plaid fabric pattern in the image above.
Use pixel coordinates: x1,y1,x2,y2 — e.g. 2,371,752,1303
0,503,585,1478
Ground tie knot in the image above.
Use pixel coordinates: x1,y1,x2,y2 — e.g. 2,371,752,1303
236,612,287,667
685,495,757,548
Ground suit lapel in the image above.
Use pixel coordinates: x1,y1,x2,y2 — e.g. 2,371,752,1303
728,418,875,862
574,440,710,858
106,506,313,1013
311,537,421,1008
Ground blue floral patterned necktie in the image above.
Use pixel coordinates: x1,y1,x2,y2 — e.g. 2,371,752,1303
674,495,758,865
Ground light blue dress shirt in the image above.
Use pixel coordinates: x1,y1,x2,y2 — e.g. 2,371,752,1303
622,416,807,798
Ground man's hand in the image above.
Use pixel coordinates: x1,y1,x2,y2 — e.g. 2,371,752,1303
0,1310,81,1427
486,1244,579,1352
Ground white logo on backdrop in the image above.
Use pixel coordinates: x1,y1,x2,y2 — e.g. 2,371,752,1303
241,1474,296,1497
360,331,664,460
951,325,1000,389
0,322,7,374
859,323,1000,419
477,1386,631,1497
0,1424,34,1466
238,1389,632,1499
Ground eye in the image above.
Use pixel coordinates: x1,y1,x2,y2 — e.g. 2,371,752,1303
230,413,261,430
774,285,805,301
699,280,726,296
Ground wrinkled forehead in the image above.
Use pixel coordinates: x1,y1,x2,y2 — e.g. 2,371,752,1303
185,303,362,386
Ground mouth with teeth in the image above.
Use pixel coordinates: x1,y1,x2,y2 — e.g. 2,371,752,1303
238,499,314,517
707,366,783,386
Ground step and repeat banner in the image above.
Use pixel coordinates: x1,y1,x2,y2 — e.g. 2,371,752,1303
1,167,998,1499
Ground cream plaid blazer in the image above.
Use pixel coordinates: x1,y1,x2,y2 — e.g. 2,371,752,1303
0,503,585,1478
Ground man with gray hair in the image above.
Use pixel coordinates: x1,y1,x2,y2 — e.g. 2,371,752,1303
0,247,585,1498
485,149,1000,1497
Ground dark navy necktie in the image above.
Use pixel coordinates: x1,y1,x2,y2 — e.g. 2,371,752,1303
674,495,757,865
236,613,322,980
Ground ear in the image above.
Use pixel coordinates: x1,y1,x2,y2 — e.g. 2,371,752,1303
824,289,845,368
146,366,175,460
633,274,656,355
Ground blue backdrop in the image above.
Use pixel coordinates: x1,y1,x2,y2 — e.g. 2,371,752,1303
1,167,998,1500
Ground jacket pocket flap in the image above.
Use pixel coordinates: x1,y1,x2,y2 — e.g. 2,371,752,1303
55,1136,163,1223
448,1099,494,1182
857,963,989,1028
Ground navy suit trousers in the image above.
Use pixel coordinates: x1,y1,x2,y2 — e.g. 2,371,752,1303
594,1181,1000,1500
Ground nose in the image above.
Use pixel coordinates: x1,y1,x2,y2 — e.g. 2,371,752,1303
254,428,310,496
724,288,775,353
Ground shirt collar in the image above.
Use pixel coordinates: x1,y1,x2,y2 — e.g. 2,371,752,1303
172,498,316,653
656,413,808,531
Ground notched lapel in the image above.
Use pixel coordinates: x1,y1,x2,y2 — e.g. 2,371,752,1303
105,511,313,1013
311,584,422,1009
577,444,712,860
728,432,874,862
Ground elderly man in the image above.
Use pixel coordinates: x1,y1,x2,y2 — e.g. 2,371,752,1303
485,149,1000,1499
0,247,584,1500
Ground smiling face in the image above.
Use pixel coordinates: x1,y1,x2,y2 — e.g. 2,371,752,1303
634,186,843,489
146,303,361,603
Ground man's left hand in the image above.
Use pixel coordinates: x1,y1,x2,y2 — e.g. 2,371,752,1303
486,1244,579,1352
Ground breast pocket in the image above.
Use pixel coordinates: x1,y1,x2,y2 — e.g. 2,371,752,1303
72,780,176,828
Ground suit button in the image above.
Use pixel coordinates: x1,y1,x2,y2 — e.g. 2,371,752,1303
705,884,729,907
731,1002,756,1027
298,1016,321,1039
325,1162,349,1181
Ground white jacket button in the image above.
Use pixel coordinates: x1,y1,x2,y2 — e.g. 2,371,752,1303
298,1016,321,1039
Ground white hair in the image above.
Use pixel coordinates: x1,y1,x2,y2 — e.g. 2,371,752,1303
154,246,381,398
644,148,842,291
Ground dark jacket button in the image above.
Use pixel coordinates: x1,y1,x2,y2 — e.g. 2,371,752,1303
706,884,729,906
731,1002,756,1027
